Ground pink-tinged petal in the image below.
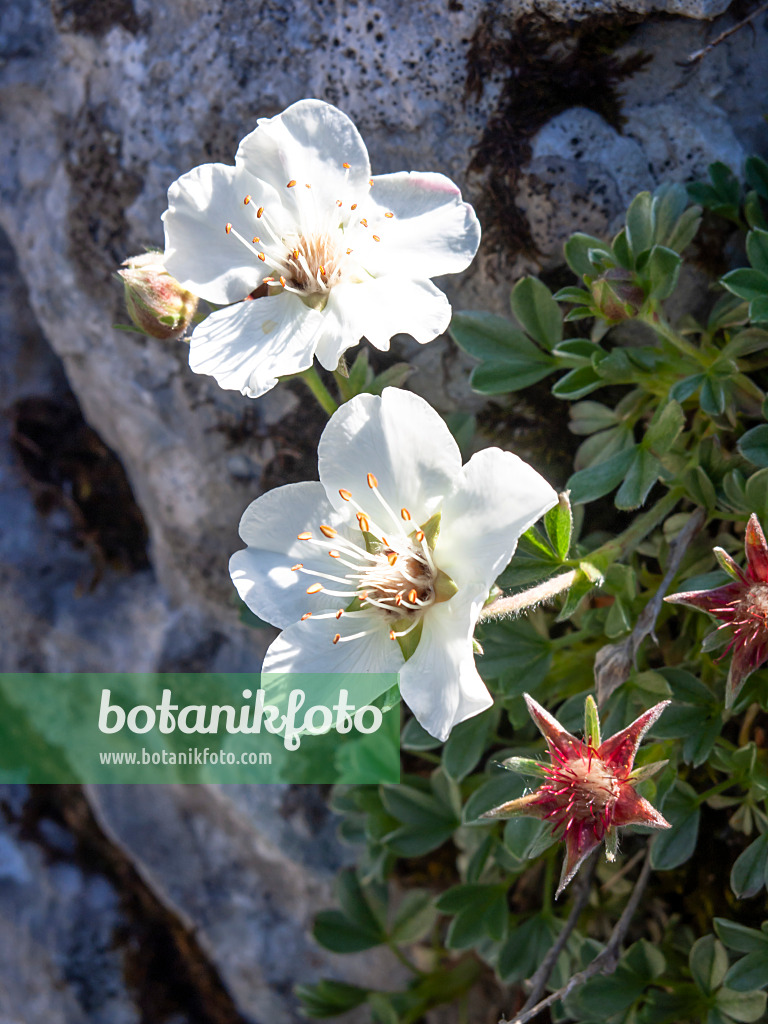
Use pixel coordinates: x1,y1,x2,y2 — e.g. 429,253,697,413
725,636,768,708
480,791,551,821
598,701,671,775
558,826,603,897
613,788,670,830
745,514,768,583
523,694,582,762
664,582,745,620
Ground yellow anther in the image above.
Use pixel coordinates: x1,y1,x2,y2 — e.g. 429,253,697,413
339,489,352,501
287,180,297,188
300,612,312,621
257,206,264,218
225,222,232,234
320,525,337,538
401,508,411,521
258,252,266,262
333,633,341,644
367,472,378,489
408,589,417,603
244,195,251,205
290,563,303,571
306,583,323,594
297,531,312,540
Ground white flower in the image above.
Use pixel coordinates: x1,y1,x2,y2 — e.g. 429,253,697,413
162,99,481,398
230,388,557,741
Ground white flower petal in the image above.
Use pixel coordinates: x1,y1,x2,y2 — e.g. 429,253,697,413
237,99,371,213
367,171,481,278
188,292,325,397
399,589,491,742
163,163,283,304
230,482,352,627
318,388,462,523
329,277,452,353
437,447,558,591
262,611,403,675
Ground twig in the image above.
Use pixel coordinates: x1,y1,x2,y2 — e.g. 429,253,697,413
518,853,597,1014
594,507,706,706
499,847,654,1024
678,2,768,65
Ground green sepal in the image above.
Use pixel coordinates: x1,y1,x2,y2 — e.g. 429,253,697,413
584,695,601,749
499,756,551,780
472,637,484,655
434,568,459,604
344,595,368,613
605,825,619,862
629,759,669,783
361,530,385,555
419,511,442,549
394,617,424,662
713,546,743,579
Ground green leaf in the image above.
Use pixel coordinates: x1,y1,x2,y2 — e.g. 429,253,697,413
401,716,442,751
389,889,438,944
498,914,558,984
336,870,385,937
653,182,689,245
665,204,702,253
615,449,662,510
714,988,767,1022
313,909,384,953
751,296,768,323
626,191,655,261
745,468,768,517
730,832,768,898
296,980,369,1018
725,948,768,992
369,993,399,1024
645,400,685,454
553,286,593,304
380,783,456,829
476,617,553,695
437,883,509,949
722,268,768,303
450,312,556,394
645,245,682,300
715,918,768,954
569,400,618,435
544,492,573,560
690,935,729,995
510,277,563,350
747,228,768,277
552,365,604,400
564,232,612,277
652,780,700,870
738,425,768,468
701,376,727,417
443,707,495,781
746,156,768,200
567,447,636,504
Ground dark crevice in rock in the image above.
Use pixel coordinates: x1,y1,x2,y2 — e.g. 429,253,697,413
464,5,651,265
51,0,146,37
7,785,251,1024
10,394,150,585
65,104,145,293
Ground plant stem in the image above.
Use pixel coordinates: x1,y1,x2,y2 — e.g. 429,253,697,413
642,311,703,362
479,571,578,621
502,847,654,1024
294,365,339,415
591,487,684,569
387,941,426,976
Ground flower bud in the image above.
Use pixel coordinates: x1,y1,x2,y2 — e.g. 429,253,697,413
119,252,198,340
590,268,644,323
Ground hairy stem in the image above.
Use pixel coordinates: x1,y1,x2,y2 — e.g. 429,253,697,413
293,365,339,415
501,847,654,1024
479,571,578,621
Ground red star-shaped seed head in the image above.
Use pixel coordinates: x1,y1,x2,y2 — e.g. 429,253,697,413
665,514,768,707
482,694,670,896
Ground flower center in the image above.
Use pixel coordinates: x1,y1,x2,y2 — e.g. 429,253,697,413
223,162,393,307
291,472,457,657
540,745,620,835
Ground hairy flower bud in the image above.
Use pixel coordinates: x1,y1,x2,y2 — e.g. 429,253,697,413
119,252,198,340
590,268,645,323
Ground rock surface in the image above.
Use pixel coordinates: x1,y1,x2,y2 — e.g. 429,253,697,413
3,0,768,1020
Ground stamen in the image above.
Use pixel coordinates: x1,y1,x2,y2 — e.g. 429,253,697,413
387,552,398,566
320,525,337,538
298,532,312,540
257,207,264,218
258,253,266,262
244,195,251,205
368,178,373,187
408,589,417,603
351,203,358,211
358,515,370,532
342,162,351,169
336,609,343,619
287,180,297,188
333,634,341,644
225,222,232,234
336,200,342,207
301,612,312,621
339,489,352,501
306,583,323,594
416,530,425,542
372,235,380,242
346,248,353,255
385,212,394,218
367,473,378,489
360,218,368,227
252,237,260,244
291,563,303,571
329,550,341,559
